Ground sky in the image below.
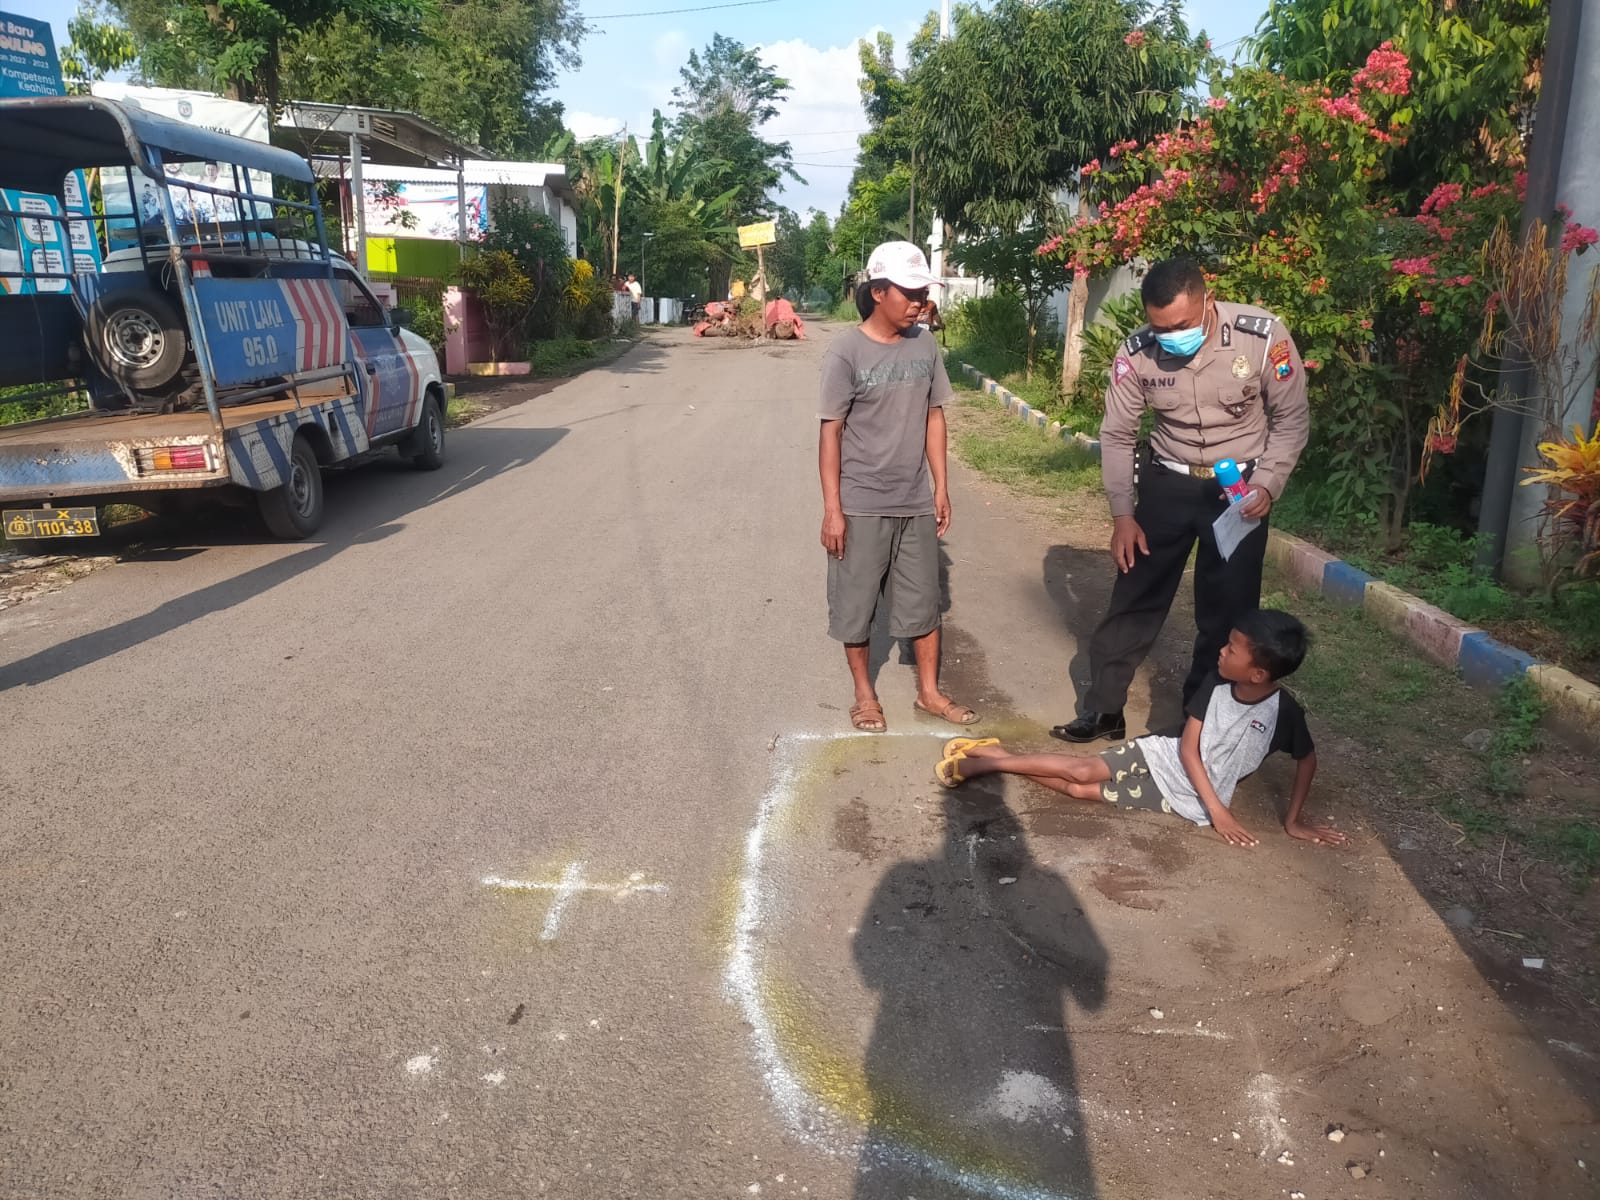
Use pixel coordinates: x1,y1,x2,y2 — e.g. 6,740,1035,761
15,0,1268,217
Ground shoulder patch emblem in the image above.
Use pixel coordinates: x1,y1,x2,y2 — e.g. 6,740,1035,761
1233,314,1274,338
1113,355,1134,383
1122,327,1156,356
1269,339,1293,380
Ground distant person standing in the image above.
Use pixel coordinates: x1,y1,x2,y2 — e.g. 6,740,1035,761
819,241,978,734
1053,256,1310,744
626,273,643,323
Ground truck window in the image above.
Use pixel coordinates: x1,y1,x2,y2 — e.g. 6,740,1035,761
337,269,387,328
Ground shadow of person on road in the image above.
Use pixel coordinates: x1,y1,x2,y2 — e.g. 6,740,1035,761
853,789,1107,1199
1043,543,1188,736
0,425,569,692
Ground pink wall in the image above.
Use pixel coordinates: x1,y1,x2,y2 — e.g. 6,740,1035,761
443,287,496,375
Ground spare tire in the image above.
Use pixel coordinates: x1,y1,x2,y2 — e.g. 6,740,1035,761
84,291,188,392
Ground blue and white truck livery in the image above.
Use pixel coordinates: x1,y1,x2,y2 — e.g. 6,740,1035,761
0,95,447,540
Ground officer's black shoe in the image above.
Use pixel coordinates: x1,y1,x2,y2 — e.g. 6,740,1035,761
1049,711,1127,744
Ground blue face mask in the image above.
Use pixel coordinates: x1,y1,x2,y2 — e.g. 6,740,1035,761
1156,326,1206,356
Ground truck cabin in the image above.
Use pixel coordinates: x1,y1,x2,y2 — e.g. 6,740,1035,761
0,95,336,416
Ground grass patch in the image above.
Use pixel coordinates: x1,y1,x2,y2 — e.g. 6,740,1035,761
945,341,1102,435
529,335,601,376
446,394,488,427
1264,576,1597,890
1271,501,1600,684
950,392,1100,497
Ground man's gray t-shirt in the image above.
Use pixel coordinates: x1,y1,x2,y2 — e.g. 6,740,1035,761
819,326,952,517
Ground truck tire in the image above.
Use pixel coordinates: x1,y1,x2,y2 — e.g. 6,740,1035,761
404,393,446,471
256,435,324,540
84,291,188,392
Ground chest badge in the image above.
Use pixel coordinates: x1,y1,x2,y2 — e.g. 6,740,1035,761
1231,355,1251,379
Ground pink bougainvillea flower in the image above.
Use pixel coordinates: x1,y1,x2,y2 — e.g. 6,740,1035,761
1419,301,1436,315
1124,29,1146,47
1206,96,1228,110
1558,223,1600,254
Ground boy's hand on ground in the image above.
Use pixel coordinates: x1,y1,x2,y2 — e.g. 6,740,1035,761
1286,818,1347,847
1111,516,1149,573
821,511,847,559
935,489,952,537
1209,811,1259,848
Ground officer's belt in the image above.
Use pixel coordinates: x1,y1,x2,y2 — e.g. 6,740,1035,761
1156,458,1258,481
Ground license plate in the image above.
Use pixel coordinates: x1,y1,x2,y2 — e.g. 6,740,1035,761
3,507,100,539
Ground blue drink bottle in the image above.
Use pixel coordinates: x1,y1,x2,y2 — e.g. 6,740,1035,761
1214,459,1251,505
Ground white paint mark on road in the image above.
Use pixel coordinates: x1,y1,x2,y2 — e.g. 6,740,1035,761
482,863,668,942
1549,1039,1595,1060
482,1070,507,1087
726,731,1093,1200
1248,1073,1290,1154
405,1054,437,1076
981,1071,1067,1124
540,861,586,941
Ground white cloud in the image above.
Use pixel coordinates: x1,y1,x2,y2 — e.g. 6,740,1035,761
756,30,887,218
565,109,626,141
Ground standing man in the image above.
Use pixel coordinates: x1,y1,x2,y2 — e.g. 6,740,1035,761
820,241,979,733
1053,256,1310,744
626,273,643,323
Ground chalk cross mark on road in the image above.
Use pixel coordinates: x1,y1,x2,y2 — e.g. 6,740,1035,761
483,863,668,941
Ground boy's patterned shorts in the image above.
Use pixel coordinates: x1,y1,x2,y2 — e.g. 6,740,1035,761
1096,740,1171,813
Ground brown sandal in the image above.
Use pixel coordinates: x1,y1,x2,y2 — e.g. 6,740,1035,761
915,697,979,726
850,699,887,733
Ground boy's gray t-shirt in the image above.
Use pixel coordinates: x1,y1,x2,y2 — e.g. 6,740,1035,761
819,325,952,517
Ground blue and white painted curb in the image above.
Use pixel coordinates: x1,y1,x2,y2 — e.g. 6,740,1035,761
957,358,1600,739
956,361,1101,457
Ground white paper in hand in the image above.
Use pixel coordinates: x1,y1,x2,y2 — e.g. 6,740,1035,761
1213,494,1261,562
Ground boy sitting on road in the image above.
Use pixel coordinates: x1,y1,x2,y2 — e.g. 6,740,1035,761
936,610,1346,849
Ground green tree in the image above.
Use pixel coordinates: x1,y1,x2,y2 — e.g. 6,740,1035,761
1249,0,1546,192
769,208,809,297
60,2,137,93
105,0,431,111
671,35,797,297
912,0,1207,228
278,0,580,154
950,226,1065,377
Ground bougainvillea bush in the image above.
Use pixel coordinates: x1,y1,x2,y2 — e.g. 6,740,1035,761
1038,44,1590,540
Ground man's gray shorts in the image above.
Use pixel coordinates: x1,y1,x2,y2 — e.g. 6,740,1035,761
827,514,940,644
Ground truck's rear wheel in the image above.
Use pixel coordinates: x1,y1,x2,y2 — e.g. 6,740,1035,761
84,291,188,391
256,436,324,539
404,393,446,471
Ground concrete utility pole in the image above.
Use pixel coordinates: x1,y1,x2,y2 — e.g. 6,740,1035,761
927,0,951,280
1477,0,1583,580
349,131,367,275
1501,0,1600,584
611,125,626,279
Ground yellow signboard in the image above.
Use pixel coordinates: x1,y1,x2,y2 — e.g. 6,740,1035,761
737,220,777,249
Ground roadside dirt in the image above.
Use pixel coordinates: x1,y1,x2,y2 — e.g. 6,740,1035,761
806,395,1600,1196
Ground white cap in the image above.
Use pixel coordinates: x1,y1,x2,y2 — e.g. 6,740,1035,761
865,241,941,290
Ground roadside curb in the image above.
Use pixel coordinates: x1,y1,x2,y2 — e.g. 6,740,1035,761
956,361,1102,457
956,359,1600,740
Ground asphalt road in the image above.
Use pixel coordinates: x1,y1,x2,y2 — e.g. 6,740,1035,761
1,325,1594,1200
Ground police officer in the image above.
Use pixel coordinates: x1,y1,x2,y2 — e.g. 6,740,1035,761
1053,256,1310,743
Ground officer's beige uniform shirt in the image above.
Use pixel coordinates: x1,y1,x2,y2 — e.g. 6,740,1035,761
1100,300,1311,518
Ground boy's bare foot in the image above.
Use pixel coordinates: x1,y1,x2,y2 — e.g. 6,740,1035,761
1286,818,1347,847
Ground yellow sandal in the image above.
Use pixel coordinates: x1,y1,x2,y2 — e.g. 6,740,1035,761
943,737,999,759
935,755,968,788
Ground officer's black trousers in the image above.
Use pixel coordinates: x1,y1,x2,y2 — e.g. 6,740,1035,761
1082,463,1270,714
